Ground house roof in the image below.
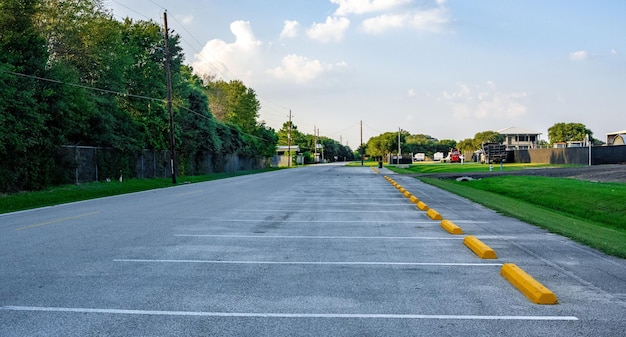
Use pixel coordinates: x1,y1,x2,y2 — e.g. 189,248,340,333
276,145,300,152
497,126,541,135
606,130,626,135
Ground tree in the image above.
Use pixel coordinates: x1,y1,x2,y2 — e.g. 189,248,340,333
548,122,593,145
277,121,305,147
405,134,438,156
435,139,457,153
365,132,399,160
0,0,54,191
205,79,260,134
473,131,504,147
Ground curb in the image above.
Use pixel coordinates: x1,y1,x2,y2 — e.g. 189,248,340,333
500,263,558,304
440,220,463,234
463,236,497,259
426,208,442,220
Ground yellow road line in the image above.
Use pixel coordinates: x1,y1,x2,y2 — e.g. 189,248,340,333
16,211,101,231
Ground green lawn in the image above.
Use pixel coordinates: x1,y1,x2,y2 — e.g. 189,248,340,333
421,176,626,258
0,168,281,214
386,162,571,174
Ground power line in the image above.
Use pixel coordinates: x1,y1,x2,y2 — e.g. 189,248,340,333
1,69,275,144
110,0,152,20
105,2,353,145
0,69,163,102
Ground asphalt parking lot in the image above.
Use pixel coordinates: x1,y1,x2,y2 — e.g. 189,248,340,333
1,163,625,336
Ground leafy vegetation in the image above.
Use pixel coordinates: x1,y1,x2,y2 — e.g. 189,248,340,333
276,121,354,164
548,122,595,145
421,176,626,258
364,131,456,160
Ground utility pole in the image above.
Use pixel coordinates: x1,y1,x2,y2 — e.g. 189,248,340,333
314,125,318,163
287,110,292,167
164,11,177,184
360,120,363,166
398,127,401,165
318,128,323,163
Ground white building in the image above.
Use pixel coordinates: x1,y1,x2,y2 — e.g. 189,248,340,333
498,126,541,150
606,130,626,146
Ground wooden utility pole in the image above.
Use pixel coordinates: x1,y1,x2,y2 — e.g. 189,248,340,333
314,125,318,163
164,11,177,184
360,120,363,166
287,110,292,167
397,127,401,165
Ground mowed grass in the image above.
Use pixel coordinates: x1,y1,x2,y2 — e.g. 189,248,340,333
422,176,626,258
387,162,569,174
0,168,281,214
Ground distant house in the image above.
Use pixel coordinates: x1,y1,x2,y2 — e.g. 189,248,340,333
498,127,541,150
606,130,626,146
272,145,302,167
276,145,300,155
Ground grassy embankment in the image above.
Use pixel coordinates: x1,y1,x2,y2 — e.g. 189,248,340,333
0,168,280,214
386,162,626,258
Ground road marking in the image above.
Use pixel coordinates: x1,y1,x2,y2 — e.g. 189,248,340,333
236,210,415,213
208,219,436,224
174,234,463,240
114,259,502,267
15,211,100,231
0,306,579,321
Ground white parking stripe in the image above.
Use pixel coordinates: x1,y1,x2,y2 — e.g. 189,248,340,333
174,234,463,240
114,259,502,266
0,306,579,321
206,219,435,224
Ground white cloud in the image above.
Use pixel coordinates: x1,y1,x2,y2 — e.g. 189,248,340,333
192,21,262,82
611,49,618,55
569,50,588,61
177,14,193,25
441,82,528,120
408,89,416,97
361,5,449,33
307,16,350,43
280,20,299,39
267,54,347,84
331,0,411,16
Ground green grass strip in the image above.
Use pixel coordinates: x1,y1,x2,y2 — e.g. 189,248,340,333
421,177,626,258
0,168,281,214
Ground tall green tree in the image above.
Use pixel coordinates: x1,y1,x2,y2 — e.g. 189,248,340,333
548,122,593,145
205,79,260,134
0,0,54,191
473,131,504,147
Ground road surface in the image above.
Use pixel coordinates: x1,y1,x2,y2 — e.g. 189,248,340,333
1,163,625,336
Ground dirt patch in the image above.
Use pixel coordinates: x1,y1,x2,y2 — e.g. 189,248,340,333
412,164,626,183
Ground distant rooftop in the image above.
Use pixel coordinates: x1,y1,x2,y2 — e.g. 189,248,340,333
497,126,541,135
606,130,626,135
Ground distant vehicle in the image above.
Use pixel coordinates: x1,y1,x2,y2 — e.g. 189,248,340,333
481,142,507,164
433,152,444,161
443,148,461,163
413,153,425,162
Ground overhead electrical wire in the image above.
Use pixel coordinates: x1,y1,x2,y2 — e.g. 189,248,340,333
0,69,274,144
106,3,302,124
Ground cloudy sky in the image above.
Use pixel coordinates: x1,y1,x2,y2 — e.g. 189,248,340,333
106,0,626,148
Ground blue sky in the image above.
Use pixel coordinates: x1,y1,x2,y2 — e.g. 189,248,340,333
106,0,626,148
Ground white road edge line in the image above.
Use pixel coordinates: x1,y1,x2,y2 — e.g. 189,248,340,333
113,259,502,266
0,306,579,321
